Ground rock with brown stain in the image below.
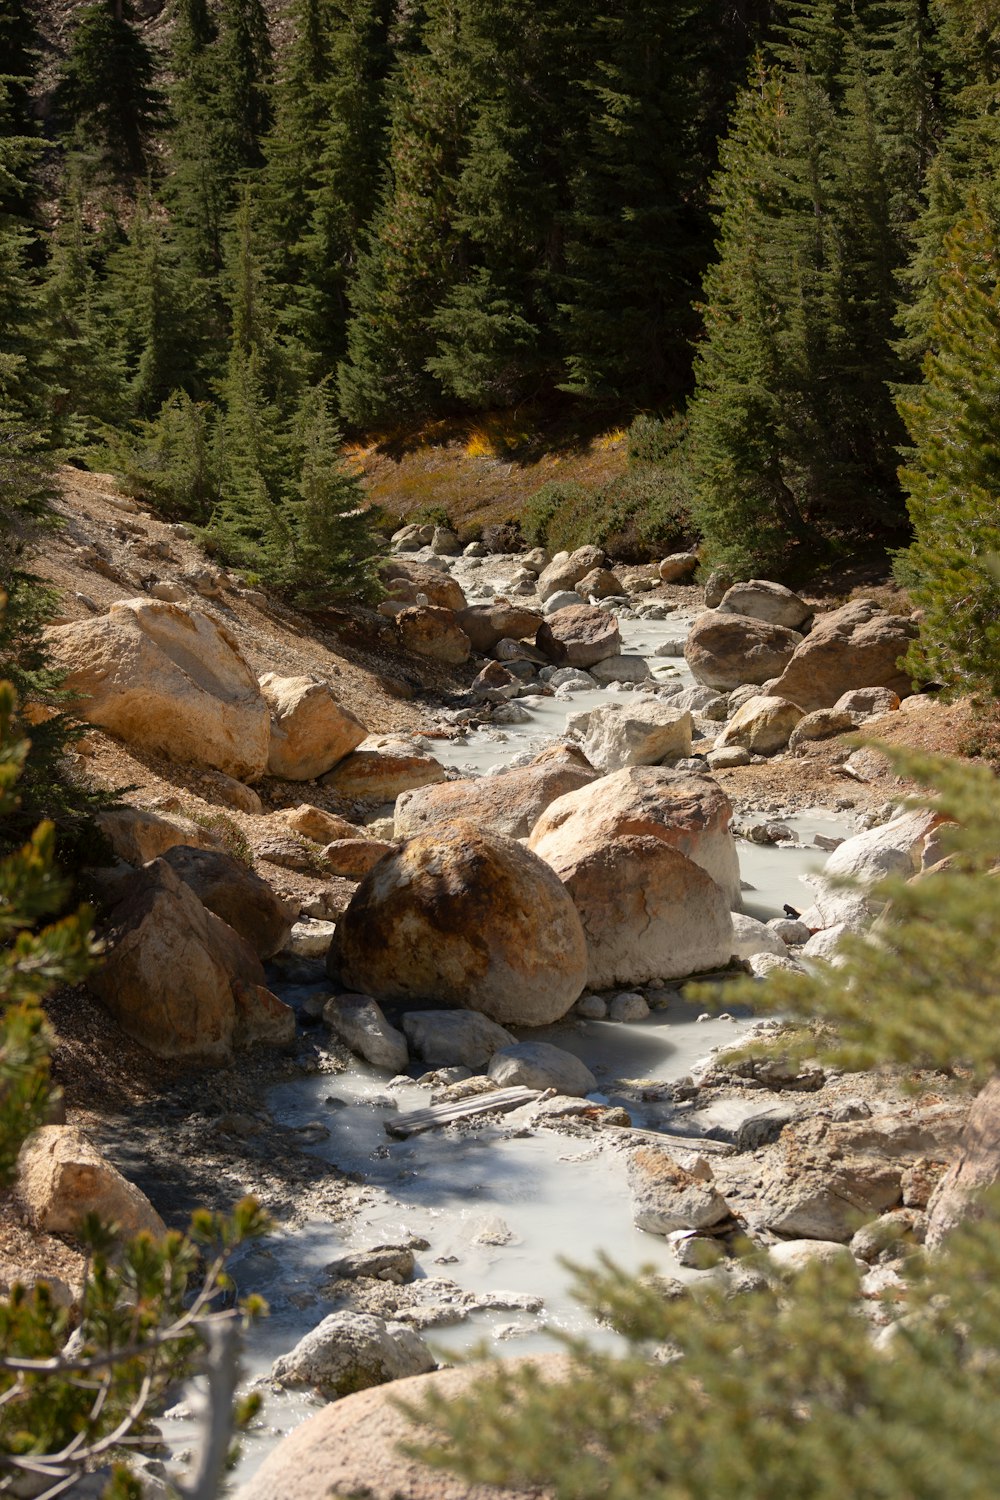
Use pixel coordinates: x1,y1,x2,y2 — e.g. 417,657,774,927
328,824,587,1025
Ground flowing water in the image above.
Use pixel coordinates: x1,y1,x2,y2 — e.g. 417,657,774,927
169,568,853,1487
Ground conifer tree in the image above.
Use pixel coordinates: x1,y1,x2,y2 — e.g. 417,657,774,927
338,0,472,426
897,198,1000,695
216,0,274,174
53,0,162,177
0,0,41,216
164,0,230,274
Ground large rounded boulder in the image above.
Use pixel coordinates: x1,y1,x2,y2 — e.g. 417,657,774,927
717,580,812,631
394,761,598,841
261,673,367,780
769,600,918,711
535,605,621,668
684,610,802,692
379,559,467,611
529,769,737,988
327,824,588,1025
529,766,741,908
457,602,544,654
47,599,270,779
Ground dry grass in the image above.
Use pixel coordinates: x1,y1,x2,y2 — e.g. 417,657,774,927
356,410,627,536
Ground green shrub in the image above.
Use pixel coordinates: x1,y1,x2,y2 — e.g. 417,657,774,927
626,411,687,464
520,482,589,549
117,390,217,522
190,810,253,867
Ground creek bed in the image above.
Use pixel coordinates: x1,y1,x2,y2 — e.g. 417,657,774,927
171,582,854,1487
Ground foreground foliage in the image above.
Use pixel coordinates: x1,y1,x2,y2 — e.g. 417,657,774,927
414,748,1000,1497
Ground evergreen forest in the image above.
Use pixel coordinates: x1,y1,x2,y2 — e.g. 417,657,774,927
2,0,1000,690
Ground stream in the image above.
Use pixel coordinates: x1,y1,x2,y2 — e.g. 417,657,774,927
167,565,854,1487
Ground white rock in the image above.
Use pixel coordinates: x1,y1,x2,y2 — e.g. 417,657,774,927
286,919,336,959
589,655,651,685
401,1010,515,1069
768,1240,859,1274
323,995,409,1073
271,1311,435,1398
488,1041,596,1096
565,702,693,773
608,991,650,1022
730,912,788,959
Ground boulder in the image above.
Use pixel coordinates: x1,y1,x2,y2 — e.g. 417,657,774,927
322,740,447,801
16,1126,165,1238
47,599,270,779
668,684,728,715
328,825,588,1026
431,526,460,555
834,686,901,716
714,695,805,755
323,839,394,879
609,991,649,1022
394,762,597,842
96,807,225,866
535,605,621,668
159,845,295,959
627,1146,731,1233
542,590,586,615
768,1240,859,1274
536,545,606,602
717,580,811,631
800,810,941,931
323,994,409,1073
658,552,699,584
470,661,521,699
282,805,364,844
707,746,751,769
730,912,788,960
260,674,367,780
926,1076,1000,1249
576,567,624,600
458,603,544,654
529,742,594,771
271,1310,435,1399
769,600,918,711
203,772,264,814
234,1359,562,1500
401,1010,515,1069
787,707,859,750
530,766,741,908
397,606,471,665
564,702,692,773
589,654,650,684
390,523,434,551
761,1154,903,1242
487,1042,596,1097
684,611,802,693
380,559,466,611
89,859,295,1063
529,770,737,986
703,569,733,608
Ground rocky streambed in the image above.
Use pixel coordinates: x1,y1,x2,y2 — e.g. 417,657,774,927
147,555,956,1495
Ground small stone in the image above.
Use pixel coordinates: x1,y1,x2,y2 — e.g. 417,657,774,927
609,991,650,1022
576,994,608,1020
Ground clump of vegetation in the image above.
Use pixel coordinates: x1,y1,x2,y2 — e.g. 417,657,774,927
190,810,254,867
520,414,692,560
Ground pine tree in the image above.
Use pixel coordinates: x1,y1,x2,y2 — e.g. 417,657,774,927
284,380,381,598
164,0,230,275
260,0,393,376
53,0,162,178
688,0,932,577
897,198,1000,696
558,0,713,404
216,0,274,174
0,0,41,216
338,0,472,426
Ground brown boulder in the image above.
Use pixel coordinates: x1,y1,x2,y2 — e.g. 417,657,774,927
17,1126,165,1238
770,600,918,711
714,694,805,755
47,598,270,779
529,769,739,986
379,560,467,612
397,606,471,665
926,1075,1000,1249
321,740,447,801
658,552,699,583
159,845,295,959
97,806,225,866
323,839,394,879
530,766,741,907
281,805,364,843
457,602,544,654
787,707,859,750
234,1359,562,1500
576,567,624,600
394,762,598,841
535,605,621,668
536,545,606,602
328,824,588,1026
260,673,367,780
90,859,295,1063
684,610,802,692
